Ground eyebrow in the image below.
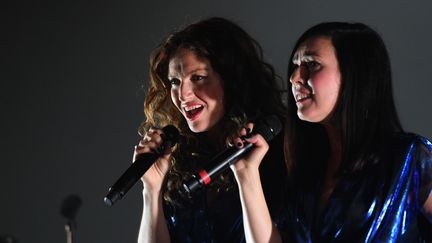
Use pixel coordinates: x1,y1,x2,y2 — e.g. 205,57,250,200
188,67,209,73
292,51,319,63
168,67,209,79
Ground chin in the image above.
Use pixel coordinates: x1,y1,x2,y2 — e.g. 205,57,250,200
187,123,208,133
297,111,309,121
189,128,203,133
298,112,322,123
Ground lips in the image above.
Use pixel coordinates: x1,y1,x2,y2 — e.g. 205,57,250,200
182,103,204,120
292,83,312,103
295,93,312,102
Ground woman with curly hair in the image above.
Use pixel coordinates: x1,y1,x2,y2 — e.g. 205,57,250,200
135,17,287,243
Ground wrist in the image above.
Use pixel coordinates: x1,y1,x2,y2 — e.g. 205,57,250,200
233,167,261,188
143,186,163,202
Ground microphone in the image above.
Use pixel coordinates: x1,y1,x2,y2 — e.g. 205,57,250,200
104,125,179,206
61,194,82,222
182,115,282,194
61,194,82,243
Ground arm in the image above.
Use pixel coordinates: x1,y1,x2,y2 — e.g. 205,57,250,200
419,137,432,222
230,124,283,243
423,194,432,221
138,187,170,243
135,127,171,243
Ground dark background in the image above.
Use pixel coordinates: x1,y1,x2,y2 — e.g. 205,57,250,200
2,0,431,242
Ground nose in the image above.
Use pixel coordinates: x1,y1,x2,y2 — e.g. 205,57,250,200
289,65,307,85
178,79,193,102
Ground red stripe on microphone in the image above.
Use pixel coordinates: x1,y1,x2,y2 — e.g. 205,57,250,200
198,169,211,185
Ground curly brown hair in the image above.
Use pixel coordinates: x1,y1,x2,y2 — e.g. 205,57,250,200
140,17,286,205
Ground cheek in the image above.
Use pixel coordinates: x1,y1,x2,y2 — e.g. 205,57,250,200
316,74,340,109
326,74,341,103
214,97,224,116
211,88,224,108
204,87,225,117
170,89,180,109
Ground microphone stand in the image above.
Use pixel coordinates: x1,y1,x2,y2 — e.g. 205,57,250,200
64,220,74,243
60,194,81,243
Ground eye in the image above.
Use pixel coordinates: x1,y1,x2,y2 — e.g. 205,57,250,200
169,78,180,86
304,61,320,70
191,74,205,82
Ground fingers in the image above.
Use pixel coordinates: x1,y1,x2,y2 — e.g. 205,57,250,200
242,123,254,137
228,122,269,174
226,123,256,148
140,127,162,142
134,127,168,161
225,137,235,147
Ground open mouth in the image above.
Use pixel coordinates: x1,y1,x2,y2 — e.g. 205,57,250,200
295,93,312,102
184,105,204,120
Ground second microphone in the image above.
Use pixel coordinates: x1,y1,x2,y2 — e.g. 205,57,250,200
182,115,282,194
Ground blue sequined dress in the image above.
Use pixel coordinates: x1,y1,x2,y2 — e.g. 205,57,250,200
163,132,286,243
276,133,432,242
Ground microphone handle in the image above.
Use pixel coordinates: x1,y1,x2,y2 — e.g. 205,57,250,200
104,153,158,206
183,142,254,193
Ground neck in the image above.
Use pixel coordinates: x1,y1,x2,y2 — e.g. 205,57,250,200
195,121,225,152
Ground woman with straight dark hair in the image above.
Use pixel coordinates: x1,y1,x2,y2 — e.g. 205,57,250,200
230,22,432,242
134,17,287,243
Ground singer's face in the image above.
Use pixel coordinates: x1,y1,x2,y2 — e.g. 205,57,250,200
168,49,225,133
289,36,341,123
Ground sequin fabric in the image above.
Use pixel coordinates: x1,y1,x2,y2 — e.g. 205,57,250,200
277,133,432,242
163,132,286,243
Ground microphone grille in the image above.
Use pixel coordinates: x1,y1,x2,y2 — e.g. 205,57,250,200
60,194,82,220
254,115,282,142
162,125,180,145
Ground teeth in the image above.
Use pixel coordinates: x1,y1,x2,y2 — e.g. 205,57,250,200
296,93,311,101
184,105,203,111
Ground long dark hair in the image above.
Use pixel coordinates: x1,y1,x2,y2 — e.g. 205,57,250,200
141,17,286,204
284,22,403,177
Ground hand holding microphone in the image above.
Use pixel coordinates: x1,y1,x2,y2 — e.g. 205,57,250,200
133,126,175,191
104,125,179,206
182,115,281,194
228,122,271,173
